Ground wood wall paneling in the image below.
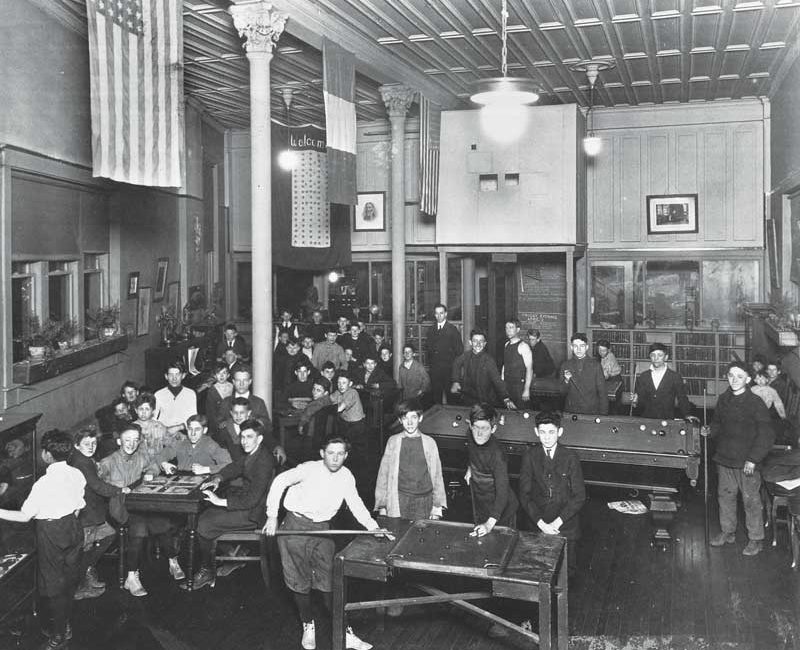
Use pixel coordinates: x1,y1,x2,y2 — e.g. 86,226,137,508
588,102,765,249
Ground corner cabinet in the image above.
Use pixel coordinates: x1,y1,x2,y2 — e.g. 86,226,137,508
590,329,745,407
0,413,42,626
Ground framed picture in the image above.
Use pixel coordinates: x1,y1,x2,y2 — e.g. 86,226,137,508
354,192,386,232
154,257,169,301
767,218,780,291
137,287,152,336
167,281,180,319
646,194,698,235
126,272,140,299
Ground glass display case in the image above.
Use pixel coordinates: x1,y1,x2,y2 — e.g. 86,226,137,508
0,413,41,626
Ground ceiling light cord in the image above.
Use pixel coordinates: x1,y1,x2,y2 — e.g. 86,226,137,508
500,0,508,77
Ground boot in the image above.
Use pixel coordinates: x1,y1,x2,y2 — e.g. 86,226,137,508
85,566,105,589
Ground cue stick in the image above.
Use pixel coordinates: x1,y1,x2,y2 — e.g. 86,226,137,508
629,371,638,416
703,388,710,546
274,529,393,536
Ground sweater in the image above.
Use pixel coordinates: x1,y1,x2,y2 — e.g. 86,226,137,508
711,388,773,468
398,360,431,401
559,356,608,414
69,451,122,527
374,432,447,518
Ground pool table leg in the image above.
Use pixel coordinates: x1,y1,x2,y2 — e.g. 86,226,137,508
539,576,551,650
332,555,347,650
556,544,568,650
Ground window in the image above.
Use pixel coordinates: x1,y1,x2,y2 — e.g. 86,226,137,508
590,258,759,328
83,254,107,340
11,263,33,363
405,260,440,322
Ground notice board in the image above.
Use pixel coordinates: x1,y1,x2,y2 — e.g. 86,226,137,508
517,259,567,368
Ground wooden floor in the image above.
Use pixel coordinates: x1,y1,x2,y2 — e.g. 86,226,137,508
3,483,800,650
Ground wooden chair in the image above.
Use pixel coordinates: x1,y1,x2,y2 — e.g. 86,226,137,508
764,482,798,569
210,529,274,588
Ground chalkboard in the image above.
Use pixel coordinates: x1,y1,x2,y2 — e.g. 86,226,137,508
517,260,567,367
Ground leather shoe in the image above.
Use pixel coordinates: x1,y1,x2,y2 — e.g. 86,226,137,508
181,567,215,591
742,540,763,556
709,532,735,547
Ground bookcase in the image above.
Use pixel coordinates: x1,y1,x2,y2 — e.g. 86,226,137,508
590,328,746,407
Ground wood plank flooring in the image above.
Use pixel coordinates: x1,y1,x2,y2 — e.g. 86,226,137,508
2,483,799,650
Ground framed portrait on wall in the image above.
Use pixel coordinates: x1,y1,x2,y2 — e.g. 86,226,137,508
167,281,180,319
354,192,386,232
127,272,140,299
646,194,698,235
137,287,152,336
154,257,169,301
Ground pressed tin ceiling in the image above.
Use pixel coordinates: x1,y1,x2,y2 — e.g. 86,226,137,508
46,0,800,129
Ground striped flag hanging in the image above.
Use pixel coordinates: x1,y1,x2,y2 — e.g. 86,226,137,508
85,0,184,187
322,38,357,205
419,95,441,217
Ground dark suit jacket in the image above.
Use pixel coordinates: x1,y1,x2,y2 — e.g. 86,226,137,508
427,321,463,371
214,418,280,464
69,451,122,527
217,443,274,525
518,444,585,540
217,393,271,431
216,334,249,361
451,350,508,405
559,356,608,414
353,366,396,393
532,340,556,378
634,368,692,419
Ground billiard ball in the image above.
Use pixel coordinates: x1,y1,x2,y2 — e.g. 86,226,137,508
572,415,579,421
611,426,619,434
661,420,668,427
451,421,459,427
455,414,462,421
639,424,647,431
658,430,666,436
678,449,685,455
523,412,530,419
679,429,686,436
651,429,658,436
595,417,601,424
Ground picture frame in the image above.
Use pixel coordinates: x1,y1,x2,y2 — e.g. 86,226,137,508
646,194,698,235
167,281,180,320
126,271,140,299
354,192,386,232
137,287,152,336
154,257,169,302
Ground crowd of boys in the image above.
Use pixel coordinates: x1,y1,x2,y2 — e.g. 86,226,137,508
1,307,795,649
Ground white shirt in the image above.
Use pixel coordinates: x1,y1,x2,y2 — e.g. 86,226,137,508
21,461,85,520
649,364,668,390
266,460,378,529
155,386,197,428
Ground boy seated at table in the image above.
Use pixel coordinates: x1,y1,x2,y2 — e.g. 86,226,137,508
134,393,182,460
263,434,386,650
183,419,275,590
215,397,286,465
519,410,585,571
160,415,231,476
98,423,185,597
70,428,129,600
0,430,85,649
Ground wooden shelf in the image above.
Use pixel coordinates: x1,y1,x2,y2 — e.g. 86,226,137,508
12,335,128,385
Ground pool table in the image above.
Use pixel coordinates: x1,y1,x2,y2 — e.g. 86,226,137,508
420,404,703,542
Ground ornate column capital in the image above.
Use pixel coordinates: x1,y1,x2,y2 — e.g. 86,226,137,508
380,84,416,118
230,1,287,54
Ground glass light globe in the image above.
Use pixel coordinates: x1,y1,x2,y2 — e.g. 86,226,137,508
327,270,339,283
479,102,529,144
278,149,298,171
583,134,602,156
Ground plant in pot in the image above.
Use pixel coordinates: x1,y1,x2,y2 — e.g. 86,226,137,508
24,314,57,361
89,304,120,339
54,317,78,350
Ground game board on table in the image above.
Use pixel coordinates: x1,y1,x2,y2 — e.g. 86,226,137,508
386,519,518,578
131,473,206,495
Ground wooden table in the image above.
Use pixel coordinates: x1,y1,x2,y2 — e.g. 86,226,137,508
332,518,568,650
120,475,205,589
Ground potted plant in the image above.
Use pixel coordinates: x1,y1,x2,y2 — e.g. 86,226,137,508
54,317,78,350
89,303,120,339
156,306,178,346
24,314,57,361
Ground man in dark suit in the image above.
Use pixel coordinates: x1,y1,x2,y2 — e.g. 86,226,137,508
559,333,608,415
527,329,556,378
427,303,464,404
217,366,270,428
632,342,693,419
215,323,249,362
184,419,275,590
451,329,515,409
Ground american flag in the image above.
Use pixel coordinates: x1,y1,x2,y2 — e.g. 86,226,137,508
419,95,441,217
86,0,184,187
